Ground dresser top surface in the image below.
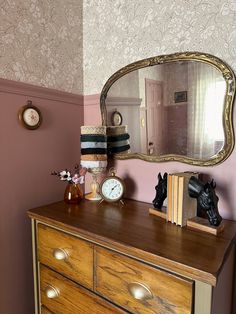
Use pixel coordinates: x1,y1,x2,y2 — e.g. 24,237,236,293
28,199,236,286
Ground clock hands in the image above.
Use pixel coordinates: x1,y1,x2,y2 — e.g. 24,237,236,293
100,173,124,204
109,184,119,196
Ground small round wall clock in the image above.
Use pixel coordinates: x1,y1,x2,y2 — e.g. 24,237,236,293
100,168,125,204
18,101,42,130
111,110,123,126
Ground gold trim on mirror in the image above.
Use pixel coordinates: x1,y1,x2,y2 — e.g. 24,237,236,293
100,52,235,166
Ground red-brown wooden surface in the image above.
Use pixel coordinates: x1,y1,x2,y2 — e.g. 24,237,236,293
28,199,236,286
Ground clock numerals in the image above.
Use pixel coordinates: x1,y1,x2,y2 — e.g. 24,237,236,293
101,177,124,202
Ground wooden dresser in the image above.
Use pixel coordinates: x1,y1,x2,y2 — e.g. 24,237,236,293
28,199,236,314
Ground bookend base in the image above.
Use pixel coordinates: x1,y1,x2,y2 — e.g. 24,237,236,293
187,216,224,235
149,207,167,220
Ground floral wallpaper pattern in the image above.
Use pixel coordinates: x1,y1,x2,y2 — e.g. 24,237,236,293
1,1,236,95
84,0,236,94
0,0,83,94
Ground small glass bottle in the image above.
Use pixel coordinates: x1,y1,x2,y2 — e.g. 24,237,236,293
64,183,83,204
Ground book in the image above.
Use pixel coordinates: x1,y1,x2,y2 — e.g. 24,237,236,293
177,176,184,226
167,171,198,226
176,172,199,226
172,175,179,224
167,174,173,222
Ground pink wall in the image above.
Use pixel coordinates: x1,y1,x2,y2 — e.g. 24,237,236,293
84,94,236,221
0,79,83,314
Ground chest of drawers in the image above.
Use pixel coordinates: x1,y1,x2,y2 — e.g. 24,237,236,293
28,199,236,314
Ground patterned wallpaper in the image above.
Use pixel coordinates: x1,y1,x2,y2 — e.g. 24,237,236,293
83,0,236,94
0,0,83,94
1,1,236,95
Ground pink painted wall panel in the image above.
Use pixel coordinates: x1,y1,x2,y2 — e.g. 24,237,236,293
0,80,83,314
84,94,236,221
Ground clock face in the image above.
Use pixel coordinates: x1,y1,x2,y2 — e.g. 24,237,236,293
18,104,42,129
111,111,122,126
101,177,124,202
23,108,40,126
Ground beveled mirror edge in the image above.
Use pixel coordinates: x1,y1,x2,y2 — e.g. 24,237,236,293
100,51,236,166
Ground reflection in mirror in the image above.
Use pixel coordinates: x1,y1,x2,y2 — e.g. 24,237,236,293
107,62,226,159
101,53,235,165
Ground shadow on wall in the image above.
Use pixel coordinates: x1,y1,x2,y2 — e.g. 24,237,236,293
107,158,137,199
123,173,137,199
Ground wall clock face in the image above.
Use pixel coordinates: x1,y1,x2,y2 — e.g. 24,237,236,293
100,169,125,202
111,110,123,126
18,104,42,130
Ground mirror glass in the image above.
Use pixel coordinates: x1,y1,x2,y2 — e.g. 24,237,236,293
101,53,235,165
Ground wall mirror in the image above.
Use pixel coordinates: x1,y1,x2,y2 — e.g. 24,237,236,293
100,52,235,166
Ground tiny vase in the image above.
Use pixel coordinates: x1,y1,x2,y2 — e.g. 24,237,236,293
64,183,83,204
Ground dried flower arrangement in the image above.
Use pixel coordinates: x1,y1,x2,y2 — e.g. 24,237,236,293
51,164,87,185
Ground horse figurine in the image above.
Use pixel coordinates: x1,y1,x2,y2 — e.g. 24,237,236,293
152,172,168,210
188,176,222,226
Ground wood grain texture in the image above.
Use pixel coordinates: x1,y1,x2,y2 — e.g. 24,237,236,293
41,306,54,314
40,265,126,314
149,207,167,219
38,224,93,289
28,199,236,286
95,247,193,314
187,217,224,235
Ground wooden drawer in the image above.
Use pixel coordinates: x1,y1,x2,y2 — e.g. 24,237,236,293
40,265,126,314
95,247,193,314
37,224,93,289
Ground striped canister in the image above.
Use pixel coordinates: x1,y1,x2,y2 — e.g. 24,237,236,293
80,126,107,170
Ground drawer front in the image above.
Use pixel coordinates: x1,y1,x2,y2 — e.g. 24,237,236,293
40,265,126,314
95,247,193,314
37,224,93,289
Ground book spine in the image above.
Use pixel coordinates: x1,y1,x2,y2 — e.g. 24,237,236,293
177,176,184,226
173,175,178,224
167,174,172,222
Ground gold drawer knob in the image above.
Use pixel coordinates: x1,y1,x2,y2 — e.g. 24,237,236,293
52,248,68,261
127,282,153,301
45,285,60,299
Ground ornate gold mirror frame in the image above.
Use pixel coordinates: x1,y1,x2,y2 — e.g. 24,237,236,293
100,52,235,166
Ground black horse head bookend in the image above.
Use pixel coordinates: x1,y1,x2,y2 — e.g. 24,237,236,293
152,172,168,210
188,176,222,226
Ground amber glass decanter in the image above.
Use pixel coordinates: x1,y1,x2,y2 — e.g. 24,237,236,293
64,183,83,204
